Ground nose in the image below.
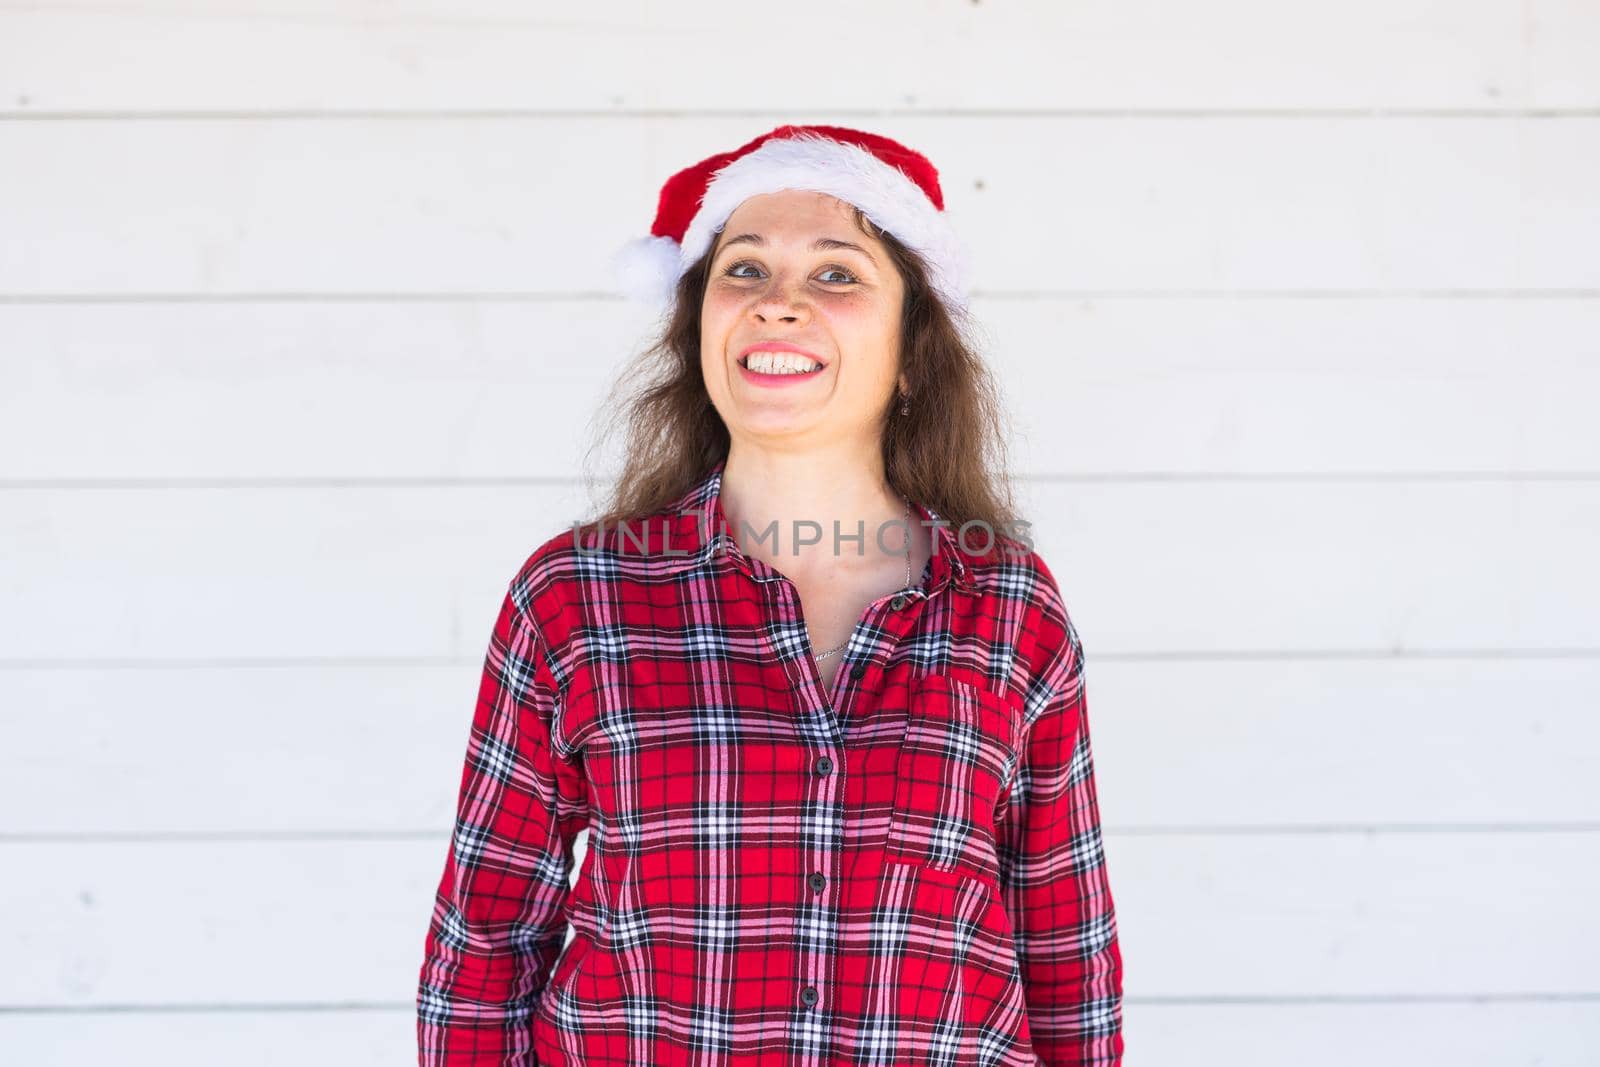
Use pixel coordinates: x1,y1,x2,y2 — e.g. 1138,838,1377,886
749,272,809,323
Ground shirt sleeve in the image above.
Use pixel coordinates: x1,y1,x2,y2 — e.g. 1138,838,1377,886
995,624,1126,1065
416,576,589,1066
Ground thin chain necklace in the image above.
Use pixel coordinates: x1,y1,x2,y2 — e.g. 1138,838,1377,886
812,497,915,663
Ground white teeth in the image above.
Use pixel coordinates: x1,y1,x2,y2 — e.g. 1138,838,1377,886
743,350,822,375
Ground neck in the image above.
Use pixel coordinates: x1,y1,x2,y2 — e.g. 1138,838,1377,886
718,447,912,578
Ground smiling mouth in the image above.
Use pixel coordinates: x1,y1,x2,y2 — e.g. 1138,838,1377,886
739,351,826,375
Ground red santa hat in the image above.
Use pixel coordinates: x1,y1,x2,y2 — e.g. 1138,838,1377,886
611,124,972,317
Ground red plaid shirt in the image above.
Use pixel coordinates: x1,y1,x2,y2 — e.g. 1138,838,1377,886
417,457,1124,1065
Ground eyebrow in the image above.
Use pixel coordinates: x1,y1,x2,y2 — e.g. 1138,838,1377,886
716,232,879,268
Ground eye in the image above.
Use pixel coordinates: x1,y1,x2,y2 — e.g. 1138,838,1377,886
720,260,859,285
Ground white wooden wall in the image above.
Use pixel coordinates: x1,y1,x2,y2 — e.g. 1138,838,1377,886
2,2,1598,1064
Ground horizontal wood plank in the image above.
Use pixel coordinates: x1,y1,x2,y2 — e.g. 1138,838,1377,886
2,999,1597,1067
3,117,1597,294
3,482,1594,660
1,1,1595,113
4,832,1596,1006
2,657,1596,836
4,297,1598,480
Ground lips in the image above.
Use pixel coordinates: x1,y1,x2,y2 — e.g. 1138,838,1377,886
737,354,826,387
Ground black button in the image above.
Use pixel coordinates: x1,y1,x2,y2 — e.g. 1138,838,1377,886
800,986,819,1006
814,756,833,775
849,663,866,680
808,872,826,892
890,594,909,611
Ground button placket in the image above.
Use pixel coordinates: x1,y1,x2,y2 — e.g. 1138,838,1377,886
785,573,929,1029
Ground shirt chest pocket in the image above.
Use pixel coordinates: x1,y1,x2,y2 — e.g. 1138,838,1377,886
883,672,1026,876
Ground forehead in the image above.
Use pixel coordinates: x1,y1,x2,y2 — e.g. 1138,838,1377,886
721,188,868,233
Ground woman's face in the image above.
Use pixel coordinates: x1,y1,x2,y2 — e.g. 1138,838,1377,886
700,188,906,455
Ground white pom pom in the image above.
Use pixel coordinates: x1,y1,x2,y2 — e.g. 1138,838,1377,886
610,234,682,306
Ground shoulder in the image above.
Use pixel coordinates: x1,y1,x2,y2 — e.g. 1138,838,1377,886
500,500,695,637
966,540,1076,634
504,525,578,607
496,523,593,650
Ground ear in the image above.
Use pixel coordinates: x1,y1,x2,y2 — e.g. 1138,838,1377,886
897,373,909,396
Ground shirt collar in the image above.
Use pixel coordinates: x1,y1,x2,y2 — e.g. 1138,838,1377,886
656,456,981,596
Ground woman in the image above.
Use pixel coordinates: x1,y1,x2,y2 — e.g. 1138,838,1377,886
417,125,1125,1066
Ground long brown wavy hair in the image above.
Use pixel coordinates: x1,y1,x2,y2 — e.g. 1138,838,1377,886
574,203,1026,559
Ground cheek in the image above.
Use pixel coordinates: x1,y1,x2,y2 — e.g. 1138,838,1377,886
825,298,900,369
702,281,745,316
699,295,725,339
826,288,897,335
700,290,742,347
698,339,726,394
